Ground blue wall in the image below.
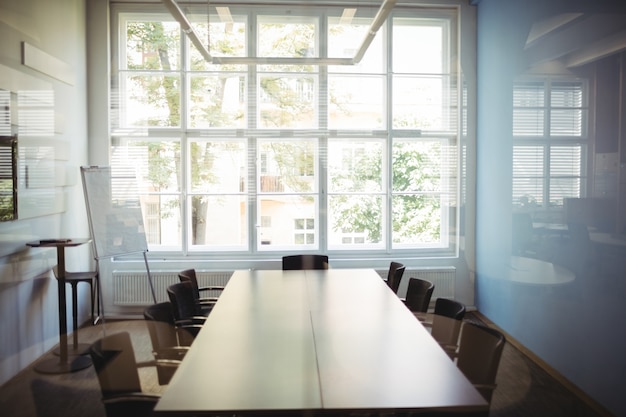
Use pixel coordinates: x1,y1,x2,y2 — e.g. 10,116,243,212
476,1,626,416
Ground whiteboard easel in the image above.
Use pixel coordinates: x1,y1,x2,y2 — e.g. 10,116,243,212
80,166,157,307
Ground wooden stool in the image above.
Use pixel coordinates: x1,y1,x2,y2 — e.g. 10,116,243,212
53,267,100,355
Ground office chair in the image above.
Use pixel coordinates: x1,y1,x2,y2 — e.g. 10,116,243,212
178,268,224,315
455,322,506,403
143,302,196,384
282,254,329,270
385,261,406,294
422,298,466,356
166,282,207,336
88,331,165,417
403,277,434,313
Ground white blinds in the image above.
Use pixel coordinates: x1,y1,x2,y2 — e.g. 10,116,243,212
512,79,586,208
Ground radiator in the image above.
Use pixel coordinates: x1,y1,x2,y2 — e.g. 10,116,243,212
112,271,233,305
113,267,455,306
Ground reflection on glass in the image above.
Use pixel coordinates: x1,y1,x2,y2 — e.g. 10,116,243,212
0,136,17,222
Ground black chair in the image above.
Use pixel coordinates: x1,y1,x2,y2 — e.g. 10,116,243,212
166,282,207,331
143,302,196,384
385,261,405,294
433,297,466,320
178,268,224,314
88,331,164,417
425,298,466,355
403,278,434,313
282,254,329,270
455,322,506,403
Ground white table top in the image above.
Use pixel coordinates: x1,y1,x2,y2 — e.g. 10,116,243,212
154,268,488,416
506,256,575,286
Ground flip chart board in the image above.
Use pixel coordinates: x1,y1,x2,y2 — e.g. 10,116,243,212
80,166,148,259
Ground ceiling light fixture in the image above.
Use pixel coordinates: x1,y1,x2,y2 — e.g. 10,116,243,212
162,0,396,65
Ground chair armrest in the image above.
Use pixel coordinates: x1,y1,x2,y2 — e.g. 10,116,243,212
473,383,497,393
150,346,189,361
197,298,218,305
199,285,225,292
102,392,160,414
176,323,204,342
175,317,206,326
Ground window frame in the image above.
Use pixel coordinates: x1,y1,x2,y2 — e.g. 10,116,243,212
110,3,463,259
512,77,589,215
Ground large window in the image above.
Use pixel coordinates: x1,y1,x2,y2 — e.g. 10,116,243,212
512,79,587,213
111,4,461,257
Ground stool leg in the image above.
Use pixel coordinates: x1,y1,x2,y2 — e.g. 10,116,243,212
89,279,94,324
71,282,79,349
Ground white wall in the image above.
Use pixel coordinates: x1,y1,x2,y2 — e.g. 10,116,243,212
0,0,90,385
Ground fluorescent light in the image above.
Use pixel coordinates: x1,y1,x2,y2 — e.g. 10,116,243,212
339,8,357,26
353,0,397,63
162,0,396,66
216,6,233,23
162,0,212,61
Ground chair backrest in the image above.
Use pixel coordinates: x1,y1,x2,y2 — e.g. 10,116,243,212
178,268,200,300
89,331,142,397
430,298,466,350
404,278,434,312
456,322,506,402
386,261,406,293
433,298,466,320
282,254,329,270
143,302,179,351
167,281,201,320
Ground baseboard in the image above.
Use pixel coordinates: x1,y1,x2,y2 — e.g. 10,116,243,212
473,311,616,417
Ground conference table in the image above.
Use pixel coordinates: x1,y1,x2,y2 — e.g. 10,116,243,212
154,268,488,416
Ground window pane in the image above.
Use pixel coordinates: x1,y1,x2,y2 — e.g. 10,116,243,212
393,75,454,130
550,109,583,136
189,74,247,128
328,17,384,73
258,16,317,58
125,20,180,71
393,19,443,74
328,195,383,248
328,139,383,193
392,195,441,246
513,108,545,136
549,178,580,206
550,146,581,177
142,194,182,247
117,73,181,127
328,75,385,129
258,196,318,249
513,81,545,136
551,81,583,107
392,139,445,247
551,80,585,137
549,146,581,206
512,145,544,207
189,195,247,248
190,140,247,193
392,140,443,193
111,139,181,193
258,74,317,128
189,16,247,71
258,140,317,193
111,139,182,249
